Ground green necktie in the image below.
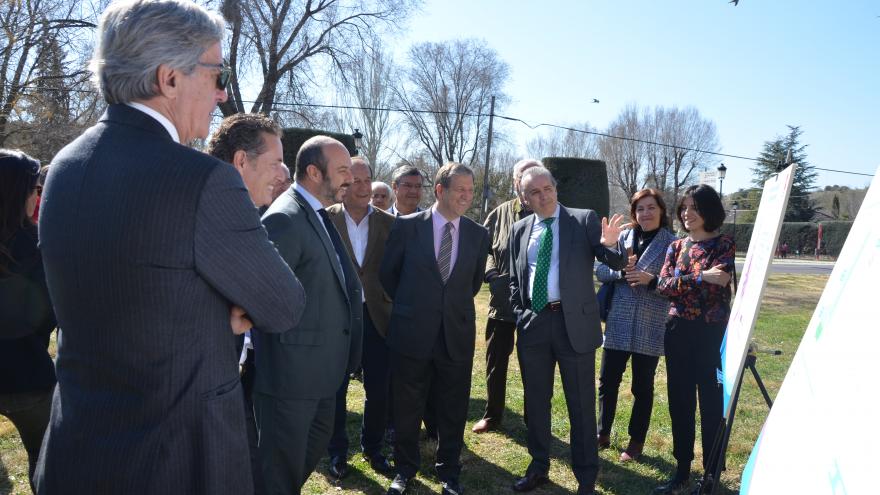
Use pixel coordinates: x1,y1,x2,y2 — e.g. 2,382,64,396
531,217,555,312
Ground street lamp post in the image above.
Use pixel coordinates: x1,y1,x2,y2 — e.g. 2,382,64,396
717,163,727,197
352,128,363,155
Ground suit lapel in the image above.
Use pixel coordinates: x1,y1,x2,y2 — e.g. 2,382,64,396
519,214,535,292
294,190,347,291
448,218,471,281
637,228,672,271
331,210,359,270
557,206,574,274
418,211,443,283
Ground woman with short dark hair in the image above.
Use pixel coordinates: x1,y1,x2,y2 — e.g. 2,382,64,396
652,184,735,494
0,149,56,493
595,188,676,462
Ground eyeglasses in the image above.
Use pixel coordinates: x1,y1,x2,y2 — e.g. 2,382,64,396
197,60,232,90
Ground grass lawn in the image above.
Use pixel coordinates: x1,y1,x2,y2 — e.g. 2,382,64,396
0,274,827,495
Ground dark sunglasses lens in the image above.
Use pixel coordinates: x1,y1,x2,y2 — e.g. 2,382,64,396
217,68,231,90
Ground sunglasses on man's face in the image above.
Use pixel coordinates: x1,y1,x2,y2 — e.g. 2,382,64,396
197,60,232,90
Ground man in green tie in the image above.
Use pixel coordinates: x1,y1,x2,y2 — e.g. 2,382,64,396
507,166,629,495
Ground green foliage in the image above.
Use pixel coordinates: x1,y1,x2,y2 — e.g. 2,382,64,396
719,221,853,257
280,128,357,167
751,126,818,222
542,157,610,218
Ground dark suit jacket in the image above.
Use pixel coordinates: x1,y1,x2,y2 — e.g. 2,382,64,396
256,187,363,399
380,210,490,361
35,104,305,495
326,204,394,337
508,205,626,353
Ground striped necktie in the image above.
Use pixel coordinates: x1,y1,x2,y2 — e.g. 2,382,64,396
437,222,453,283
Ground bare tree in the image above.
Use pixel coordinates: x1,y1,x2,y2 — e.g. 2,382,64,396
655,106,719,223
525,122,599,160
216,0,418,117
0,0,98,148
336,37,398,179
599,103,645,200
395,39,509,168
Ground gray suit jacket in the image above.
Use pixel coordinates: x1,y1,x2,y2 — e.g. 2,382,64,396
380,210,490,361
255,187,363,399
509,205,626,353
35,104,305,495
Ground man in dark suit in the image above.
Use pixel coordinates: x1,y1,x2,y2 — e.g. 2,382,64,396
255,135,362,494
207,112,289,494
34,2,306,494
380,162,490,495
325,157,395,479
508,167,628,495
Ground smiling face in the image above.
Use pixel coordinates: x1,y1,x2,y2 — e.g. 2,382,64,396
343,159,372,211
634,195,662,232
680,196,705,234
435,173,474,220
316,142,353,205
393,174,423,214
521,172,558,219
169,42,228,143
239,133,285,207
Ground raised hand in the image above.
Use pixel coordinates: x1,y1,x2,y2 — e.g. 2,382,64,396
600,213,632,247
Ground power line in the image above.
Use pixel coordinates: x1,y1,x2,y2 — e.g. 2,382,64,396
5,83,874,178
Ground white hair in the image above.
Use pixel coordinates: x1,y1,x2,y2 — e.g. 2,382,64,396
513,158,542,179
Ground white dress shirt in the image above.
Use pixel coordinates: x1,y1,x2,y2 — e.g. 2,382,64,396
125,102,180,143
343,205,373,267
527,204,561,304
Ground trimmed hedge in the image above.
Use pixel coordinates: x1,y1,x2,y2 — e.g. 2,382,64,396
541,157,610,219
280,127,357,167
719,221,853,257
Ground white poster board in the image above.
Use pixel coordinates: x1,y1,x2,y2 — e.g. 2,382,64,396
721,164,796,418
741,166,880,494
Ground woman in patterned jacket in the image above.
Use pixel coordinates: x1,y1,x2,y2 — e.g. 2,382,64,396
653,184,735,494
595,188,676,462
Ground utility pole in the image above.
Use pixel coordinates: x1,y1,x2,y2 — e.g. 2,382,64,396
480,95,496,221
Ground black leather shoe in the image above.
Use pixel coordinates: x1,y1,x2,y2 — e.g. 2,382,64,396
441,478,464,495
652,476,690,494
512,472,549,492
366,454,394,475
576,483,596,495
386,474,411,495
328,455,349,479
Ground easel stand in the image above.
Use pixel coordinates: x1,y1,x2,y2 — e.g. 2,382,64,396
696,346,777,494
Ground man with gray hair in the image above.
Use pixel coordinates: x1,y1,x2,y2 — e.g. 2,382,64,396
371,181,394,211
472,158,541,435
35,1,305,493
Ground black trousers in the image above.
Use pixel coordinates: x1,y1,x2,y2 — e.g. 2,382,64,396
240,348,263,494
328,305,391,459
390,335,472,482
481,317,516,424
664,316,725,473
597,348,660,443
518,310,599,487
254,393,335,495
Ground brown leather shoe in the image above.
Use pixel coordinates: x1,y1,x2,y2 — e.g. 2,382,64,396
597,433,611,449
619,440,644,462
472,418,496,434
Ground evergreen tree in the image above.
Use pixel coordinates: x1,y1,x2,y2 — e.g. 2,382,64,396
751,126,818,221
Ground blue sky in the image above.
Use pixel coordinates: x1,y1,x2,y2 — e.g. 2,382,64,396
392,0,879,192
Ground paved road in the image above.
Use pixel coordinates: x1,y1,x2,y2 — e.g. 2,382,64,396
734,258,834,275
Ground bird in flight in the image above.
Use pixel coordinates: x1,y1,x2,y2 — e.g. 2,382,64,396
592,98,600,103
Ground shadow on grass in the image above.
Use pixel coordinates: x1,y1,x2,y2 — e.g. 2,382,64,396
0,456,11,495
467,397,679,494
